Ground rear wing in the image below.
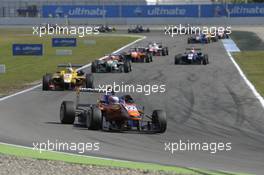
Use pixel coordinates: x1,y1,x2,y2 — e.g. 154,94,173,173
78,88,108,93
76,88,113,106
185,48,201,51
57,64,84,68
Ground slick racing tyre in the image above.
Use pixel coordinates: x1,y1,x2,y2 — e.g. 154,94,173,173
152,110,167,133
203,54,209,65
91,61,97,73
42,74,52,91
87,106,102,130
86,74,94,88
174,54,182,64
145,54,151,63
124,61,131,73
60,101,75,124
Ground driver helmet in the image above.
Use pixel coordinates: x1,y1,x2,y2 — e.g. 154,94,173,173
67,67,73,73
191,48,195,53
108,96,119,104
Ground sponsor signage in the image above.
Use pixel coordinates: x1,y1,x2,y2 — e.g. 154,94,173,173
56,49,73,55
42,4,264,18
83,40,96,45
52,38,77,47
12,44,43,56
122,5,198,17
42,5,119,18
0,64,5,74
201,3,264,17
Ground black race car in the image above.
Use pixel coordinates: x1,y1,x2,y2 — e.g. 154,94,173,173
97,25,116,33
174,48,209,65
217,30,230,39
91,54,132,73
128,25,150,33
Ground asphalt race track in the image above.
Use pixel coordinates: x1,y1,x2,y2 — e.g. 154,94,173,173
0,31,264,175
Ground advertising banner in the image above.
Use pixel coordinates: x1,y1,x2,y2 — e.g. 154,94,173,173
13,44,43,56
52,38,77,47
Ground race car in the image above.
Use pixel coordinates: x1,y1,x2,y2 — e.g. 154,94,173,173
60,88,167,133
42,64,94,91
147,42,169,56
91,54,132,73
128,25,150,33
187,34,210,44
174,48,209,65
97,25,116,33
206,33,218,42
124,47,153,63
217,30,230,39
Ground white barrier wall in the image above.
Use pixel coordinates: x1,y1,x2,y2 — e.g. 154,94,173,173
0,17,263,26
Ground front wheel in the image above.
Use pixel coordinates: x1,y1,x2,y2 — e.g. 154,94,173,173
152,110,167,133
60,101,75,124
174,54,182,64
42,74,52,91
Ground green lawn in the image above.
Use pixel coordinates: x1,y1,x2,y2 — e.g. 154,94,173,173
0,28,138,95
233,51,264,97
231,31,264,51
0,143,249,175
231,31,264,97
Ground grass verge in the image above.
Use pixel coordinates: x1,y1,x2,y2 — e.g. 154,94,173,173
0,28,138,95
0,143,248,175
233,51,264,97
231,31,264,97
231,31,264,51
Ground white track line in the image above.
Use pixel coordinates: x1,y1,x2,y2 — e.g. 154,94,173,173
225,44,264,109
0,35,146,102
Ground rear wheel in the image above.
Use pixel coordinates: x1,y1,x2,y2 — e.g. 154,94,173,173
124,61,131,73
60,101,75,124
150,55,153,62
152,110,167,133
165,48,169,55
86,74,94,88
145,55,151,63
42,74,52,91
87,107,102,130
174,54,182,64
91,61,97,73
203,54,209,65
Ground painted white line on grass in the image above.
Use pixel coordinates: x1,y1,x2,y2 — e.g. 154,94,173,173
225,46,264,109
0,36,146,102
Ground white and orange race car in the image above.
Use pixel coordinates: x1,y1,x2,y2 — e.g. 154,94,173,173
147,42,169,56
60,88,167,133
124,47,153,63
